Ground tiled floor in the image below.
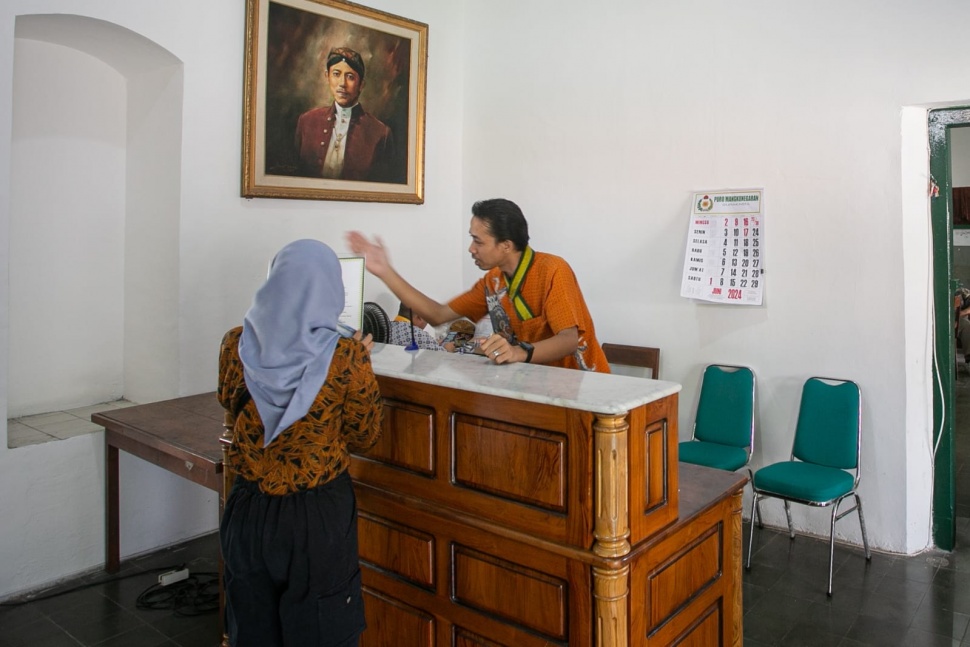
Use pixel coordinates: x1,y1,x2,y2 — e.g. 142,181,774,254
0,533,222,647
742,370,970,647
4,381,970,646
6,400,136,448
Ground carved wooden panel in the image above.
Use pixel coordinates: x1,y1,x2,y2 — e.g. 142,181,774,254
349,376,743,647
360,588,434,647
452,545,567,641
454,627,509,647
669,602,721,647
627,395,680,545
647,525,721,629
453,414,566,511
367,398,435,476
628,477,739,647
358,511,435,590
352,377,590,547
356,464,742,647
644,419,669,513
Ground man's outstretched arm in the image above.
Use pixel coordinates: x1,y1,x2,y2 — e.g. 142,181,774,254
345,231,459,326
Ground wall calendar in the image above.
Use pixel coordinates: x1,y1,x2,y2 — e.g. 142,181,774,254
680,189,765,305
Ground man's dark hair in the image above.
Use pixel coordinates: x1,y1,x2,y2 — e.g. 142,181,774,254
471,199,530,251
396,302,412,318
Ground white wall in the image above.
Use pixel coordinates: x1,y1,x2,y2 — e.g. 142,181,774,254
0,0,466,599
1,0,969,600
461,0,970,553
8,38,126,417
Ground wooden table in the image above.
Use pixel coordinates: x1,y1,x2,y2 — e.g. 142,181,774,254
93,392,225,573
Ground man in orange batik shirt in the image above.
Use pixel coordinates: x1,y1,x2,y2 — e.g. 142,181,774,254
346,198,609,372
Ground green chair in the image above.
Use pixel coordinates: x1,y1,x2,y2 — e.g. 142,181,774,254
679,364,756,473
745,377,870,596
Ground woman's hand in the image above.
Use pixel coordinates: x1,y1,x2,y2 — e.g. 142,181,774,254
353,329,375,354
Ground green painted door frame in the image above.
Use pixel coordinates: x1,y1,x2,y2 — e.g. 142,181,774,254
929,107,970,550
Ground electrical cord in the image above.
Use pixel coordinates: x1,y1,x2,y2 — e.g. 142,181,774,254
0,563,185,608
928,175,948,549
136,569,219,616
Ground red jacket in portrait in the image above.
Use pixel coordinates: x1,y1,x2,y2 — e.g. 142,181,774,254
294,104,398,183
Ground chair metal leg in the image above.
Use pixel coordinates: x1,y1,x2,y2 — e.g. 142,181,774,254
746,468,764,527
784,500,794,539
855,494,872,560
746,493,759,570
827,498,843,597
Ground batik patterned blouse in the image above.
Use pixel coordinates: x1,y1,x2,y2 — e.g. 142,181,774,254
218,327,383,495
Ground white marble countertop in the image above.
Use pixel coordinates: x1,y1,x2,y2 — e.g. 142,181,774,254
369,343,681,415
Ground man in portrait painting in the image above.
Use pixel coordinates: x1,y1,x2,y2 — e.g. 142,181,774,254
294,47,396,183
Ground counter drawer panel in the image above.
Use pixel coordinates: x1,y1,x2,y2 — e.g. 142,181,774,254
361,588,434,647
453,415,566,512
647,525,721,630
452,545,567,641
454,627,507,647
668,601,721,647
358,512,435,590
367,399,436,476
643,419,669,513
454,625,566,647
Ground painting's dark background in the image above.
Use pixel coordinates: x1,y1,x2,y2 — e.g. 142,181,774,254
264,1,411,184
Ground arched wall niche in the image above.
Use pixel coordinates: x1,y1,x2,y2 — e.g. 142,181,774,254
9,14,183,419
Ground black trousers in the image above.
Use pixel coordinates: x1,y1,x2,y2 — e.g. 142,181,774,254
220,471,365,647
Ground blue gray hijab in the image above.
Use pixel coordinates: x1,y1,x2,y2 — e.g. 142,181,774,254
239,240,344,446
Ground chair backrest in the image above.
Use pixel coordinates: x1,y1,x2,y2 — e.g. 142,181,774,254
362,302,391,344
693,364,755,450
602,343,660,380
792,377,861,471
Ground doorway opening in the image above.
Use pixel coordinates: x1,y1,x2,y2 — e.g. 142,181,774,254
6,15,184,448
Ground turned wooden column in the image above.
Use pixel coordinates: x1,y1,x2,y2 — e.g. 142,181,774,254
592,411,631,647
593,411,631,558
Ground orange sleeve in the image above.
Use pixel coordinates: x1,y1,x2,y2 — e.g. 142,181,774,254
447,275,489,324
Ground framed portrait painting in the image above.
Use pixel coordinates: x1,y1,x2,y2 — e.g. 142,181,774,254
242,0,428,203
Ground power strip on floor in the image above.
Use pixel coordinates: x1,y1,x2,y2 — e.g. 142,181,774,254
158,568,190,587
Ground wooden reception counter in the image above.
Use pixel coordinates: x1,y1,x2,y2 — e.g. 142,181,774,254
355,345,744,647
96,344,743,647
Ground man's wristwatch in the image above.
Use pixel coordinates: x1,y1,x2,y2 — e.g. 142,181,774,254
518,341,534,364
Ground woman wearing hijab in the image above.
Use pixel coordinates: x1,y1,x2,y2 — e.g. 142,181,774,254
218,239,383,647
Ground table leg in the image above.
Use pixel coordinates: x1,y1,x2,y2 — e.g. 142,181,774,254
106,442,120,573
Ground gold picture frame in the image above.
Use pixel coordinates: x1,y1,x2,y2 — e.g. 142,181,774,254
242,0,427,203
